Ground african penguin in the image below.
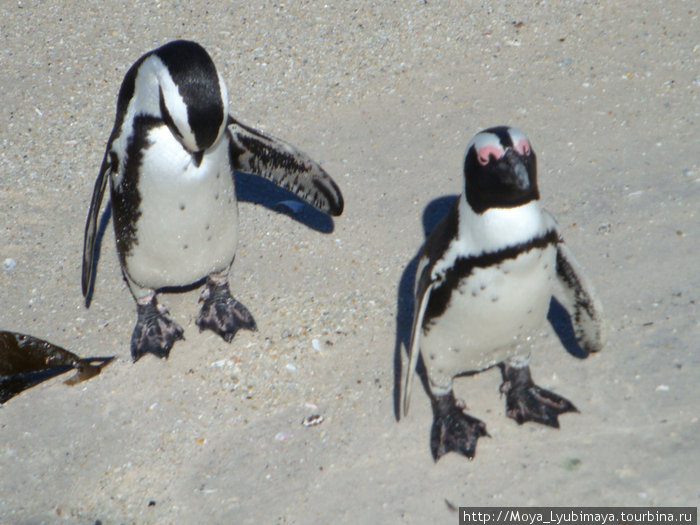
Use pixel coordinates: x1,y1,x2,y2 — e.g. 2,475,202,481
401,126,603,460
82,40,343,361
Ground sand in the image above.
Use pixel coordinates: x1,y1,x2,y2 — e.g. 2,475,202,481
0,1,698,523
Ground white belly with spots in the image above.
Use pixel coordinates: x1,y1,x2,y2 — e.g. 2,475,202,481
421,244,556,388
124,130,238,290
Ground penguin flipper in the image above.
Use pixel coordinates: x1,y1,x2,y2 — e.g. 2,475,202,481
402,270,434,419
226,116,343,216
81,152,115,303
554,239,604,355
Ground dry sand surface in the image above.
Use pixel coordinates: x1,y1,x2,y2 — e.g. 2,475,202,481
1,1,698,523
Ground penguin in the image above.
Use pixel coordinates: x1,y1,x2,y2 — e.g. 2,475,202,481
401,126,603,460
82,40,343,362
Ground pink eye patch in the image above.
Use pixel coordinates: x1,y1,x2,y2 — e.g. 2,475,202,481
477,145,504,165
514,139,531,155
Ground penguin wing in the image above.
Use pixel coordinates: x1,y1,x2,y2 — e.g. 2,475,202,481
81,151,115,303
546,212,604,354
226,116,343,216
401,255,436,418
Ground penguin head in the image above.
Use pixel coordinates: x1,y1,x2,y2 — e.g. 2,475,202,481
152,40,229,165
463,126,538,214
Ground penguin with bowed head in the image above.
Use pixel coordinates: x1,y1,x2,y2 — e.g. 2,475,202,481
82,40,343,361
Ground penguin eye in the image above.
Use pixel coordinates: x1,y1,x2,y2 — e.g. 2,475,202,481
514,139,531,156
477,145,504,166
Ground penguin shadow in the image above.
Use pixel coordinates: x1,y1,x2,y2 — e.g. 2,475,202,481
546,297,589,359
392,196,591,421
234,171,336,234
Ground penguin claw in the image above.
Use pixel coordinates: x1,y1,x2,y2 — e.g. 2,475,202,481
196,278,257,342
430,392,489,461
500,364,578,427
131,299,184,362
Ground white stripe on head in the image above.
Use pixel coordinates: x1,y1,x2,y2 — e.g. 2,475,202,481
216,71,229,140
130,55,162,118
154,57,199,153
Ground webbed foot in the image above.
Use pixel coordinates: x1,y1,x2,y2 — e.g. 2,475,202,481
500,363,578,427
430,391,489,461
131,297,184,362
196,276,257,342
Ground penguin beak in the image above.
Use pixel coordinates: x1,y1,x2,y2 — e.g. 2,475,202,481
499,149,530,190
192,151,204,168
512,161,530,190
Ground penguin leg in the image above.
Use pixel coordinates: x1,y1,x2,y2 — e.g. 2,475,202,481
499,360,578,427
196,270,257,342
131,292,184,362
430,387,489,461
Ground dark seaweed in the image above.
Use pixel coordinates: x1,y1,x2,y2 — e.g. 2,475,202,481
0,331,113,404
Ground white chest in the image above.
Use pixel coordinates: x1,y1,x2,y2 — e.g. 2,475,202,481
421,243,556,380
121,128,239,289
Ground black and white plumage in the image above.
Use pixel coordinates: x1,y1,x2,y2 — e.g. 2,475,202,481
82,40,343,361
401,126,603,460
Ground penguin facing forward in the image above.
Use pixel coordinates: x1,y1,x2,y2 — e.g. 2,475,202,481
82,40,343,361
401,126,603,460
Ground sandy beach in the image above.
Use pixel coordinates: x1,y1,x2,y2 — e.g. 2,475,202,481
1,1,698,523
